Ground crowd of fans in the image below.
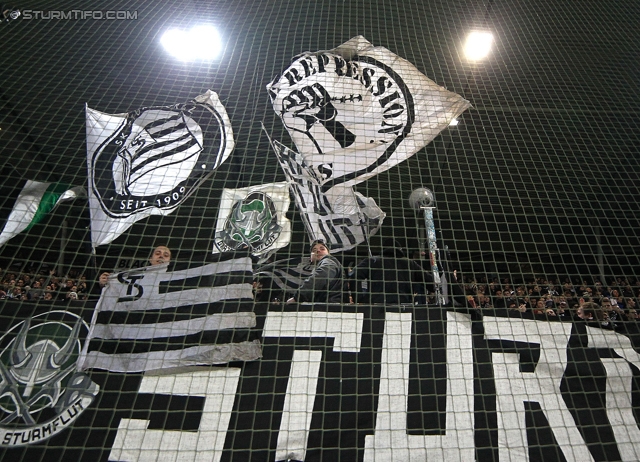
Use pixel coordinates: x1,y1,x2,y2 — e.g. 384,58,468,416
2,259,640,331
0,246,172,303
0,268,94,302
458,274,640,328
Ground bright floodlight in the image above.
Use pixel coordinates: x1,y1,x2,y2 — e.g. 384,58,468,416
161,25,222,61
464,31,493,61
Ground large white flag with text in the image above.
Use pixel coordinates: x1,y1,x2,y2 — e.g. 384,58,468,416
267,36,471,189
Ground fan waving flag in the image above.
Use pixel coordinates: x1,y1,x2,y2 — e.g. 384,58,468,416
86,90,234,248
213,182,291,261
254,256,314,293
267,36,471,190
0,181,86,247
271,138,385,252
77,253,261,373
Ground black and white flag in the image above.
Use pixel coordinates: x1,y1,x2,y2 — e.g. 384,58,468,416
254,257,315,294
271,139,385,252
77,254,260,373
86,90,234,247
267,36,471,190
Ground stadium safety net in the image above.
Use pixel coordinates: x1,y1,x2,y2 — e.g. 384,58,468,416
0,0,639,460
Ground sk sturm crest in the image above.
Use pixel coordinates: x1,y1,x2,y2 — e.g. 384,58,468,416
86,90,235,247
0,311,99,446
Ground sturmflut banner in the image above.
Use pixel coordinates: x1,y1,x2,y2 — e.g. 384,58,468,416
77,254,260,373
2,301,640,461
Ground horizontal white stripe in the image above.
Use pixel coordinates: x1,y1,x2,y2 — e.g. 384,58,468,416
168,258,253,280
80,340,262,372
263,311,364,352
91,312,256,340
106,284,253,312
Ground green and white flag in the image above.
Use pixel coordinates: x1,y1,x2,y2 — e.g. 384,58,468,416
0,181,86,247
213,182,291,260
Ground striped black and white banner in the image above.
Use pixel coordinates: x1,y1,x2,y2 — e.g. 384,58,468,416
78,253,261,372
270,139,384,252
254,257,315,294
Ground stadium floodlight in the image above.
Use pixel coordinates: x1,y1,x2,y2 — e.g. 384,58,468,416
464,31,493,61
160,25,223,61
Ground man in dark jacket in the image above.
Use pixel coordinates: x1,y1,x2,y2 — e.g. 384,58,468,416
348,240,433,305
287,239,345,304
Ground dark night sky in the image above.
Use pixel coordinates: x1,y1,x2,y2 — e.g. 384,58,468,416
1,0,638,280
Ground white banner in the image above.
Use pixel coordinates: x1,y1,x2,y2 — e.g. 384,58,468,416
267,36,471,189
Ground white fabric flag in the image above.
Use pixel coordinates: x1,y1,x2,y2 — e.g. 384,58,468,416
271,139,385,252
77,255,260,373
212,182,292,260
0,181,85,247
86,90,234,248
267,36,471,189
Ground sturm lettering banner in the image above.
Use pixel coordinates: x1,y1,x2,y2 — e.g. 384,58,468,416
2,300,640,461
85,90,235,248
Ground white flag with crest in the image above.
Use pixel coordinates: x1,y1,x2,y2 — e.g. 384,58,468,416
86,90,234,248
212,182,291,260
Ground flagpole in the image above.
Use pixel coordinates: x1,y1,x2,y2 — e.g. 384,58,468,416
57,219,67,277
89,246,99,287
409,188,442,306
260,121,273,145
422,206,443,306
261,123,318,249
349,188,373,258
